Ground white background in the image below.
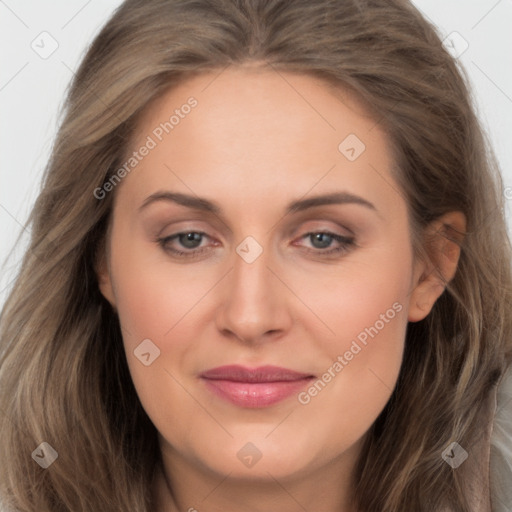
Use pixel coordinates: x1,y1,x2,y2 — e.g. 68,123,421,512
1,0,511,309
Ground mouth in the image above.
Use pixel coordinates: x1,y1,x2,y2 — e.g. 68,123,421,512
200,365,316,408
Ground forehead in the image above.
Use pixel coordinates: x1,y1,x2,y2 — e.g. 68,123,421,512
134,66,381,149
115,67,402,220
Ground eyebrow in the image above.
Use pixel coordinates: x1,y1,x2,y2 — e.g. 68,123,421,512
138,190,379,216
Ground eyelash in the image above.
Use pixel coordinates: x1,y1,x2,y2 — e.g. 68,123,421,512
156,230,356,259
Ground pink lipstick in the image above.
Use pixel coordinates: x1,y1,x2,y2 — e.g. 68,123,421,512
200,365,315,408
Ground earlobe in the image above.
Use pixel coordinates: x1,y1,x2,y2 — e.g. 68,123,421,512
407,277,446,322
95,239,117,309
97,270,117,309
407,211,466,323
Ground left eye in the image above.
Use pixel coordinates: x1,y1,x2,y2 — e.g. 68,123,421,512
156,231,210,257
170,232,205,249
295,231,356,256
156,230,355,259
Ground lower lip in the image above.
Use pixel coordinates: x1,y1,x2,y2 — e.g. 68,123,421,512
201,378,313,408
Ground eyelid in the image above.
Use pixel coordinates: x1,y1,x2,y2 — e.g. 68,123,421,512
288,218,355,239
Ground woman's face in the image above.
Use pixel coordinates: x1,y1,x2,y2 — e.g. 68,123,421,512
99,67,426,484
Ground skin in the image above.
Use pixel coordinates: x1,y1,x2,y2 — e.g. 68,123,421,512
97,65,465,512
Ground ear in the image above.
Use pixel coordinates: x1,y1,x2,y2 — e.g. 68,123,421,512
408,211,466,322
95,235,117,310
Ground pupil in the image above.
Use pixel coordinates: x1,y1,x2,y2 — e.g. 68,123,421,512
312,233,331,249
181,232,201,248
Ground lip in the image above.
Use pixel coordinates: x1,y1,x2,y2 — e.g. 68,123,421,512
200,365,315,408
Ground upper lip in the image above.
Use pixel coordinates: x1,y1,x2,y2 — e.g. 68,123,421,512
200,365,315,383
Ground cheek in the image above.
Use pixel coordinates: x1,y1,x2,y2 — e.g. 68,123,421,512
291,244,411,431
109,247,207,441
110,233,210,342
108,233,223,395
296,239,411,353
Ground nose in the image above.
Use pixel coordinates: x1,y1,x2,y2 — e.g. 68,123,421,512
215,241,293,345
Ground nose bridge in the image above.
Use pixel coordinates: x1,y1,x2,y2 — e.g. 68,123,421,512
233,241,270,298
216,236,290,342
230,237,275,314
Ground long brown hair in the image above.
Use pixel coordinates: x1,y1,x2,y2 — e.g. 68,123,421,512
1,1,511,510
